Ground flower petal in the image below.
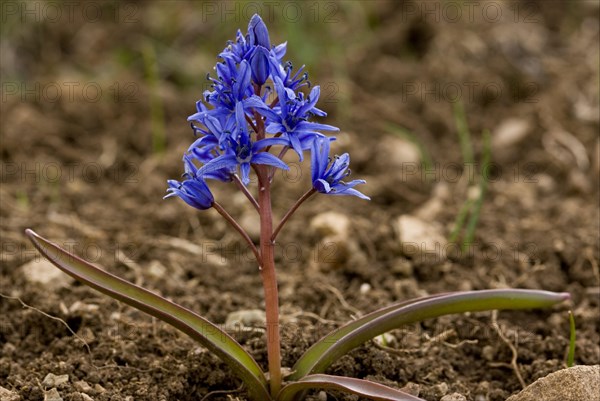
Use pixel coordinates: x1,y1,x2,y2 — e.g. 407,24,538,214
251,152,289,171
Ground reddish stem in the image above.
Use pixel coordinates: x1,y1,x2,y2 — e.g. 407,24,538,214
245,114,258,134
271,188,316,242
256,165,282,396
232,174,260,212
212,202,261,264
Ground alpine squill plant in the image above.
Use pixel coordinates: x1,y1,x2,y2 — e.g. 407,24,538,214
26,15,569,400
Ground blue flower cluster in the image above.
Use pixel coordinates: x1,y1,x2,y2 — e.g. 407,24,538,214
166,15,368,210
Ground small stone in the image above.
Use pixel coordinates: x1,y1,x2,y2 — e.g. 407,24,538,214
44,388,62,401
377,135,421,169
310,212,351,239
395,215,447,262
432,382,449,397
73,381,93,393
399,382,420,396
481,345,496,361
440,393,467,401
146,260,167,279
0,385,20,401
42,374,69,388
76,327,96,344
20,259,73,290
317,391,327,401
80,394,94,401
492,118,530,149
506,365,600,401
359,283,371,294
69,301,99,314
373,332,396,347
93,384,105,393
225,309,265,330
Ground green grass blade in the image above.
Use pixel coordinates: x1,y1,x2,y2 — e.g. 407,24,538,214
290,289,569,380
448,197,473,243
277,374,425,401
567,310,576,367
453,100,474,169
25,229,270,401
462,129,491,250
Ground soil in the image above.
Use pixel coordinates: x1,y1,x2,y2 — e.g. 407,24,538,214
1,2,599,401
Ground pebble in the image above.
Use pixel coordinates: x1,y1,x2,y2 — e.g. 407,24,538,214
69,301,99,314
373,332,396,347
0,386,20,401
310,212,351,239
399,382,420,396
73,380,93,394
80,394,94,401
146,260,167,279
42,373,69,388
225,309,265,330
43,388,62,401
93,384,106,393
376,135,422,169
359,283,371,295
506,365,600,401
395,215,447,261
20,258,73,290
432,382,449,397
481,345,496,361
492,118,531,149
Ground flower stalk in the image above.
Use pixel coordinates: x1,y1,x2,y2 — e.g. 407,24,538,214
257,164,283,395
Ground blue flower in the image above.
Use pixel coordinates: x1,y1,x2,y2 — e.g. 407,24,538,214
217,14,277,87
169,14,367,211
248,14,272,85
248,14,270,48
196,103,289,185
165,157,215,210
269,56,309,91
311,137,369,200
219,29,253,64
189,60,257,120
255,77,338,161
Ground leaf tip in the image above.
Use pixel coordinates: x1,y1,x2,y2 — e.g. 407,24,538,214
25,228,37,238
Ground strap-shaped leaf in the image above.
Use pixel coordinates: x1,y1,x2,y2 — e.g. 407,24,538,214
277,374,424,401
291,289,569,380
25,229,271,401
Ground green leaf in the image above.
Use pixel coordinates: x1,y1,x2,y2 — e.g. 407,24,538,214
25,229,271,401
290,289,569,380
277,374,424,401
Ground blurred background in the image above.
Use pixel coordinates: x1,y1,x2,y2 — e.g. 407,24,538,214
1,1,599,400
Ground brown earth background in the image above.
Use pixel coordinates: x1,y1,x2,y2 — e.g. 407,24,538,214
1,1,599,400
